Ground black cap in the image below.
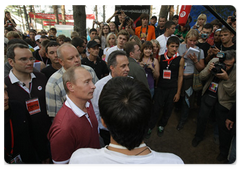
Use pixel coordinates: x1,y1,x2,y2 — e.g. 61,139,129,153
87,40,100,48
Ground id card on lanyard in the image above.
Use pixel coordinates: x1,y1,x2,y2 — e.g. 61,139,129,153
162,51,178,79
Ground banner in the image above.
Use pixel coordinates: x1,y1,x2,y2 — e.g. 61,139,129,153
29,12,95,20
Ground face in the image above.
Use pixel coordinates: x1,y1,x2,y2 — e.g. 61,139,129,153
90,31,97,40
150,18,157,25
201,28,212,39
71,68,96,101
108,34,116,47
143,47,152,57
186,36,198,48
159,18,166,27
198,18,205,26
111,55,129,77
109,23,116,32
117,35,128,48
142,18,149,26
224,58,235,71
29,32,35,40
4,84,9,111
152,42,159,54
59,46,81,70
103,25,110,34
167,43,179,56
214,31,221,43
132,45,141,60
220,31,234,45
88,46,100,57
46,46,59,64
168,25,176,35
9,47,35,74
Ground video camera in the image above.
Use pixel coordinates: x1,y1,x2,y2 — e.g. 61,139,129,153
211,52,226,75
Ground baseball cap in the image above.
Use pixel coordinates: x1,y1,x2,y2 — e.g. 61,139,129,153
35,35,41,41
87,40,100,48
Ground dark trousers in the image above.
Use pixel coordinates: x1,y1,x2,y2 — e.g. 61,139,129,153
194,93,232,156
149,87,177,129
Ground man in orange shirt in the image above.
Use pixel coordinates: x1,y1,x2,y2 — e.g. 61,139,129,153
135,13,156,42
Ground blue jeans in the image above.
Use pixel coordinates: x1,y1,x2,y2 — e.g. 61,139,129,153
228,135,236,163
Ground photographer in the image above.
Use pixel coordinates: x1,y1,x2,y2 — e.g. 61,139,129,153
119,15,135,36
192,50,236,162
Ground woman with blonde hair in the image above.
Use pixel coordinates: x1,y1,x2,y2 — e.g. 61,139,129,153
151,39,160,60
176,29,205,131
192,14,207,33
102,33,117,61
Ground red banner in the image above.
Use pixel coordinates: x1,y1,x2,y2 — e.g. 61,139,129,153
29,12,95,20
42,21,74,26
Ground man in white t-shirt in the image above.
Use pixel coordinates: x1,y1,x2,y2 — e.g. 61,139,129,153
105,30,129,62
156,21,176,56
69,76,184,164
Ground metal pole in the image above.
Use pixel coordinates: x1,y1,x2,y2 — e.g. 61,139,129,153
203,5,236,35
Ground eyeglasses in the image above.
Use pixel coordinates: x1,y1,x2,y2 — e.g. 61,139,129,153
16,57,36,63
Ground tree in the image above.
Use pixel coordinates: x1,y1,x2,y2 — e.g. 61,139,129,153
23,5,30,31
61,5,66,25
53,5,59,25
159,5,169,20
73,5,86,37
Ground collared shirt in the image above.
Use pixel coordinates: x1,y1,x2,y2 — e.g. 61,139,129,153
65,95,92,127
105,46,124,62
45,65,99,118
9,70,36,94
91,74,112,131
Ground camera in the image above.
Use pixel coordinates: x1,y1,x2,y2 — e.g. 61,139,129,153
116,10,121,14
211,52,226,75
231,16,236,22
123,16,130,27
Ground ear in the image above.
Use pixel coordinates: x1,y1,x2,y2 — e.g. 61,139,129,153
109,65,114,72
8,58,14,67
101,118,107,128
58,58,64,66
66,82,74,92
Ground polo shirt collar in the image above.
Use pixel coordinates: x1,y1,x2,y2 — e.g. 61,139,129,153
9,69,36,85
65,94,90,118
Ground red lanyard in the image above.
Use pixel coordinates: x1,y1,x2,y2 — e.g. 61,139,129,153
163,51,178,69
5,119,14,157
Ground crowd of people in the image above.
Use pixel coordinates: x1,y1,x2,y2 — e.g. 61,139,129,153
4,8,236,164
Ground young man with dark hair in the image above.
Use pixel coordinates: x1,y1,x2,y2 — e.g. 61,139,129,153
70,76,183,164
81,40,109,79
135,13,156,42
89,28,98,41
71,37,86,59
41,41,61,80
156,21,176,55
148,36,184,137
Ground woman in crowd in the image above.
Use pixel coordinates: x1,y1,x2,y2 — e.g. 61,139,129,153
176,29,205,131
103,33,117,61
192,14,207,33
99,23,110,49
151,39,160,61
139,41,159,98
4,11,17,30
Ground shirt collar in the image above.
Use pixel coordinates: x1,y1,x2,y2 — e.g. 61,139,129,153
65,94,90,118
9,69,36,84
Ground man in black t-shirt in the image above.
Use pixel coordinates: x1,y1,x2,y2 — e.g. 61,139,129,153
81,41,109,79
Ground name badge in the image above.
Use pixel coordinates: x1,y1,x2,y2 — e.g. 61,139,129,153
184,62,187,70
163,70,171,79
26,98,41,115
10,154,23,164
209,82,218,93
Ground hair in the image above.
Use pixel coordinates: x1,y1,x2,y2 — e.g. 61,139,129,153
129,35,142,47
140,13,149,21
220,26,232,34
172,15,179,20
124,41,138,57
40,39,51,48
93,35,102,46
107,50,127,71
150,39,160,50
62,66,81,94
45,41,60,54
196,14,207,25
139,41,154,62
71,37,84,48
7,43,29,60
90,28,97,34
117,30,130,41
167,36,180,46
101,23,110,35
210,19,223,28
184,29,199,43
106,33,117,47
6,31,21,39
49,27,57,33
7,38,28,48
165,20,176,29
71,31,80,39
57,43,76,59
99,76,151,150
203,23,213,31
224,50,236,61
57,34,66,41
